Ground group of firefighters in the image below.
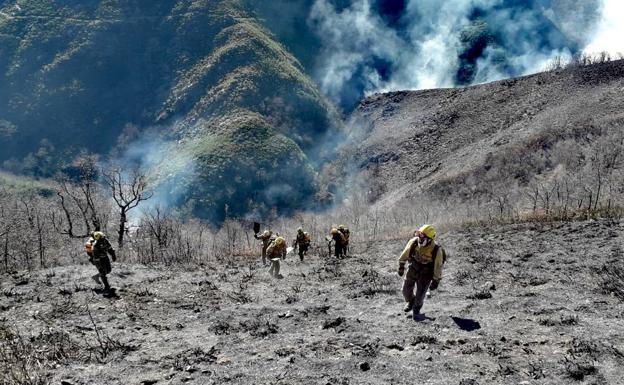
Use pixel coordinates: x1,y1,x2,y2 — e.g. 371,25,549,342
85,223,445,317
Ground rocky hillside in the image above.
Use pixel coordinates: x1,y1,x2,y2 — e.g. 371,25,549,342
1,219,623,384
0,0,339,222
340,60,624,214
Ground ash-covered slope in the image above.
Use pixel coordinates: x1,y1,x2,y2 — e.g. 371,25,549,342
1,219,623,384
342,60,624,210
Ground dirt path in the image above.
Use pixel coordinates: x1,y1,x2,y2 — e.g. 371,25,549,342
1,219,623,384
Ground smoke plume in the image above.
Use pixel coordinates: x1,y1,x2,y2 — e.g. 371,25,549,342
584,0,624,55
308,0,604,110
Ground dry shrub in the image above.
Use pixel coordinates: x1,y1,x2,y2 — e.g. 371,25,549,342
0,323,79,385
600,261,624,301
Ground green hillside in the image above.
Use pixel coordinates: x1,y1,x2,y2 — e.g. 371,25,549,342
0,0,339,222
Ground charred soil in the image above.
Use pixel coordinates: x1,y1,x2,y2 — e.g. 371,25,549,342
1,219,623,384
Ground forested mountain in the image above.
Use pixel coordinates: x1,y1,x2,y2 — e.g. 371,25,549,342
0,0,339,221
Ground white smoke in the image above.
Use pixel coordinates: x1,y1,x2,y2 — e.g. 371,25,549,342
584,0,624,56
309,0,602,107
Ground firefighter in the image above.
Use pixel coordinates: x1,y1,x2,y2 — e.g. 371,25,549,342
88,231,116,294
330,227,347,258
397,225,445,318
254,228,273,265
338,224,350,256
294,227,311,261
266,236,287,279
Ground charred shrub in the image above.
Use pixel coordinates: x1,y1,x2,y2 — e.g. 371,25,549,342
599,261,624,301
0,323,80,385
563,356,597,381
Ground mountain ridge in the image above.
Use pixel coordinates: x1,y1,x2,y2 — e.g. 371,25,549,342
339,59,624,216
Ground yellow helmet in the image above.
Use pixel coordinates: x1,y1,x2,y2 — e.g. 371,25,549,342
297,227,303,234
338,224,345,231
330,228,338,235
93,231,105,241
274,237,285,246
418,224,436,239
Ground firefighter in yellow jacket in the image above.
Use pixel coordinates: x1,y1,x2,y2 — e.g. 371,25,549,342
330,227,347,258
397,225,444,317
266,236,287,279
86,231,116,293
294,228,311,261
254,229,273,265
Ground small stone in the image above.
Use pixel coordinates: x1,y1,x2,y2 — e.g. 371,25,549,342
61,381,75,385
140,381,158,385
216,356,232,365
359,361,370,371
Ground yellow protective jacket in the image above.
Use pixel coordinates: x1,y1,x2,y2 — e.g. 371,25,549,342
296,232,311,246
331,229,346,244
266,241,287,260
398,238,444,281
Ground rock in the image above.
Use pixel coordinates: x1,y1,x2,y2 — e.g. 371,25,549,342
140,381,158,385
459,379,478,385
385,343,404,351
216,356,232,365
61,381,75,385
359,361,370,371
322,317,345,329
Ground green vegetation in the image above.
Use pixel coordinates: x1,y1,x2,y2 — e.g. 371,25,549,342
0,172,55,197
0,0,340,222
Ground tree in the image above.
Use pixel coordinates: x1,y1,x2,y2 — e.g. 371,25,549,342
102,166,153,249
55,155,107,238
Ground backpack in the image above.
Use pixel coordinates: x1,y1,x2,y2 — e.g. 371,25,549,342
85,238,94,256
409,240,447,264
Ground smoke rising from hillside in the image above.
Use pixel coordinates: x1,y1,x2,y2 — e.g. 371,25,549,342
308,0,604,110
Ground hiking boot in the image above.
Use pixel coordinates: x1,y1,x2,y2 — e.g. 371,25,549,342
92,274,102,285
403,299,414,312
412,304,422,316
275,274,284,279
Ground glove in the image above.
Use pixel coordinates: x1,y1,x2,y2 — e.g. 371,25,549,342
397,264,405,277
429,279,439,291
110,250,117,262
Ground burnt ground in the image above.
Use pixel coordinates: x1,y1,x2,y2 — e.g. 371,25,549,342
1,219,624,385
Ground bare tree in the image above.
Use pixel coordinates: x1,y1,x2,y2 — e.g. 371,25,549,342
55,155,106,238
102,166,153,249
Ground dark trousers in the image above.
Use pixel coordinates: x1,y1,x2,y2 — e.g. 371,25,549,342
298,243,309,260
93,256,112,290
334,243,345,258
402,262,434,309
